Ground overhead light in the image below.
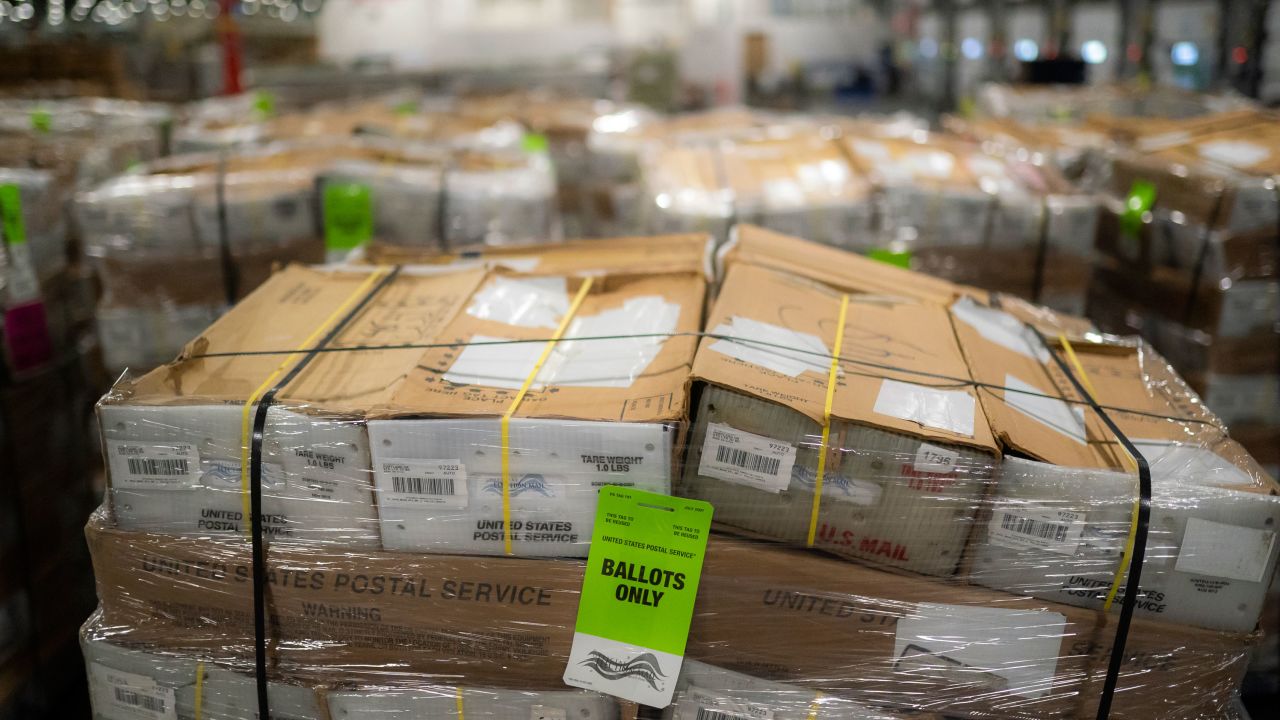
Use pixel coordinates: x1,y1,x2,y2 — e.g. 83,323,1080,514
1171,41,1199,67
961,37,983,60
919,38,938,59
1081,40,1108,65
1013,38,1038,62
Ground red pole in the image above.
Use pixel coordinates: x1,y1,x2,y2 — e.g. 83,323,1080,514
217,0,243,94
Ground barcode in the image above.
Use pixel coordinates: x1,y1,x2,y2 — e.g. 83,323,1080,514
695,708,751,720
392,475,455,496
715,446,780,476
113,687,165,713
126,457,189,476
1001,513,1069,543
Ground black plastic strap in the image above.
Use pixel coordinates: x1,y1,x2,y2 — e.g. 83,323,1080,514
1027,325,1152,720
436,158,450,252
246,266,402,719
1030,197,1051,304
1181,190,1226,326
215,154,240,305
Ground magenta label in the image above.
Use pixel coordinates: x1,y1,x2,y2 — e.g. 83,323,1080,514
4,300,52,372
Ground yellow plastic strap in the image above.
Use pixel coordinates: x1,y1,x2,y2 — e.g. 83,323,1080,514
500,277,595,555
193,661,205,720
805,691,824,720
238,268,390,536
455,686,465,720
806,294,849,547
1057,333,1139,612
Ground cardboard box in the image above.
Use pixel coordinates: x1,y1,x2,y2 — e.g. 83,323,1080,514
951,294,1280,633
719,136,875,250
86,513,585,687
717,225,962,307
368,271,702,556
358,233,714,281
665,662,931,720
86,518,1255,718
690,538,1256,720
680,263,998,576
639,144,734,245
83,619,327,720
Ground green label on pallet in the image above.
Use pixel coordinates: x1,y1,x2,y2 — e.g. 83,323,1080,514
322,182,373,252
563,487,712,707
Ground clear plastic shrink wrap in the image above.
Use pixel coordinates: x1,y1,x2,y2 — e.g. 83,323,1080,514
1085,110,1280,482
76,137,559,373
634,124,1096,315
83,227,1272,720
0,98,171,279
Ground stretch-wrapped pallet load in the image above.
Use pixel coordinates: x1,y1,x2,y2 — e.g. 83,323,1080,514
974,82,1256,127
941,114,1112,178
841,132,1098,315
633,126,1096,314
174,90,531,156
76,137,559,373
80,228,1273,720
1086,111,1280,476
719,135,875,249
0,98,171,377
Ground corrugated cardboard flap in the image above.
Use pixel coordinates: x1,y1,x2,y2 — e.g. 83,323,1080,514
110,264,486,412
360,233,715,281
721,225,962,306
379,271,705,424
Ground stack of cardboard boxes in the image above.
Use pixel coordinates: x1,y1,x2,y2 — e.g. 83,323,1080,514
76,136,559,374
637,129,1097,315
0,98,169,719
1085,112,1280,480
79,227,1275,720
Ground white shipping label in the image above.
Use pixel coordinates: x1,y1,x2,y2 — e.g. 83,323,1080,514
530,705,568,720
378,459,469,508
914,443,961,473
698,423,797,493
987,507,1085,555
1175,517,1276,583
686,687,776,720
894,603,1066,700
107,441,201,490
872,379,976,438
89,663,177,720
1197,139,1272,168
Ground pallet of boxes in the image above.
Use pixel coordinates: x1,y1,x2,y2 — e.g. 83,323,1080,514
75,132,559,376
1085,111,1280,479
82,228,1275,720
631,117,1097,317
0,98,171,719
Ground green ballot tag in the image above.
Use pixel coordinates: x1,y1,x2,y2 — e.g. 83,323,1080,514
252,90,276,119
0,184,27,245
869,247,911,269
30,109,51,133
563,487,712,707
1119,180,1156,261
522,132,550,154
322,182,373,253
